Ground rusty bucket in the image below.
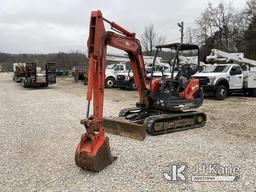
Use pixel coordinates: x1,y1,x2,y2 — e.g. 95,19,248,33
75,135,116,172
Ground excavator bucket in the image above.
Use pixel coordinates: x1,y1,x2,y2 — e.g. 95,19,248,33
75,117,116,172
75,135,116,172
103,117,146,141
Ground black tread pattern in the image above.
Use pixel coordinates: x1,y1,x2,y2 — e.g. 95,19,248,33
143,111,207,135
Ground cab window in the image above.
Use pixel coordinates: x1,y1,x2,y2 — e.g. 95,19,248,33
114,65,120,71
119,65,124,71
230,66,242,75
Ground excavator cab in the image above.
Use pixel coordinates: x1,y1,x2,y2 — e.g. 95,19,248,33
115,43,206,136
149,43,204,111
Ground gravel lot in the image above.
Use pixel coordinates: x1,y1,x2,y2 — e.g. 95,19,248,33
0,73,256,192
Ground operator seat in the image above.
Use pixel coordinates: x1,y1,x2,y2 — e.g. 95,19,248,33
176,64,195,92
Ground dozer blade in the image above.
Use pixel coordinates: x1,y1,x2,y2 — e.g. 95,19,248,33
75,136,116,172
103,117,146,141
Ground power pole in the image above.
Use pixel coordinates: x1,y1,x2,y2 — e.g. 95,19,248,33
177,21,184,44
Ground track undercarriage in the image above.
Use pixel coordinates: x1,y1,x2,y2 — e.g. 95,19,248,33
103,107,206,141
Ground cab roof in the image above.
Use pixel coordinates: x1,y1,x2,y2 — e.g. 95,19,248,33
156,43,199,51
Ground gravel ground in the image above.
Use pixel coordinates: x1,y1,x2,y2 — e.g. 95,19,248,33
0,73,256,192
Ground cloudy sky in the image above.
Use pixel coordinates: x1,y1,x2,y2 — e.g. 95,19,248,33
0,0,245,54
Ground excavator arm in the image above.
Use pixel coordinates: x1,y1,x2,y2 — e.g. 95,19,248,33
75,10,149,172
87,10,149,123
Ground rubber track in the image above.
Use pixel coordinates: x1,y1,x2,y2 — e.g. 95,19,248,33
143,111,207,135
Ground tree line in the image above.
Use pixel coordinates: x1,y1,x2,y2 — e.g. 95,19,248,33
140,0,256,62
0,52,88,71
193,0,256,61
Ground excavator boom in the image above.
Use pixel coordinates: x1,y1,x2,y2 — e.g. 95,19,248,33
75,10,150,172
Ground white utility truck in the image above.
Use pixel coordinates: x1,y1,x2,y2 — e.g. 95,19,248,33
193,49,256,100
193,64,256,99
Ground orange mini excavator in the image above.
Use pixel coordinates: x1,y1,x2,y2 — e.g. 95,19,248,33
75,10,206,172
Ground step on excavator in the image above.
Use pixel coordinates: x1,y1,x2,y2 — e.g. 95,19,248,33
75,10,207,172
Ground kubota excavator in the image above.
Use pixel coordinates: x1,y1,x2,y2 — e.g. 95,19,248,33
75,10,206,172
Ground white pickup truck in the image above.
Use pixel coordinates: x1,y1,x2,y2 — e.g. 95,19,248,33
105,62,154,88
193,64,256,100
105,63,129,88
116,67,177,90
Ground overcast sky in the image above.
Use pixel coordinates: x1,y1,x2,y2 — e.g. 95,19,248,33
0,0,246,54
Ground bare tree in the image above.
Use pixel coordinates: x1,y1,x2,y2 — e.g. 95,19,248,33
245,0,256,19
141,24,165,56
156,36,166,46
194,8,214,45
195,2,242,52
